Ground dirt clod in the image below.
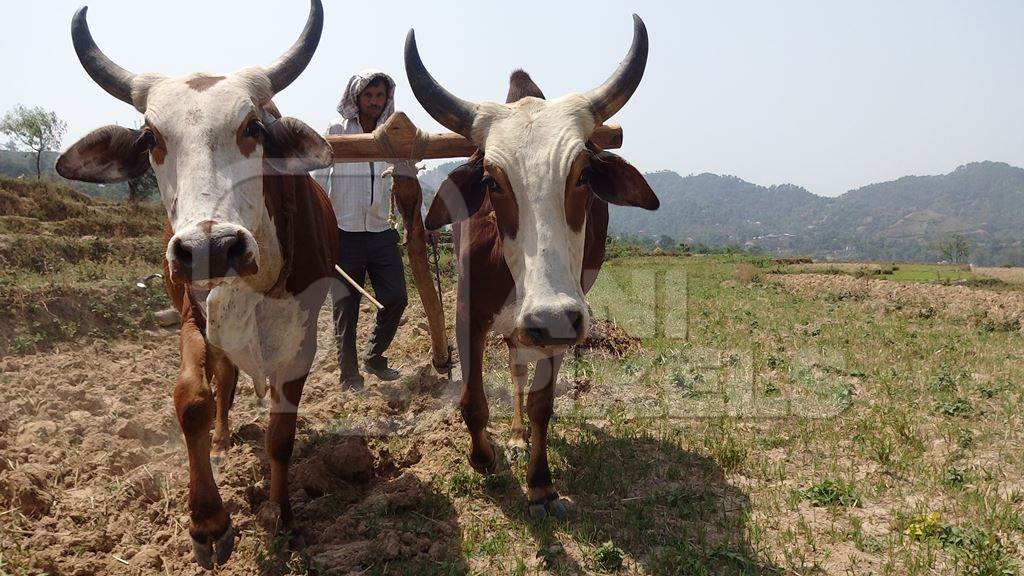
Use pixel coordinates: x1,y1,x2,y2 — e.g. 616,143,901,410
1,464,55,518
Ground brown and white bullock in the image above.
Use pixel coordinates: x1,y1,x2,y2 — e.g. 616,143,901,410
56,1,337,567
406,16,659,517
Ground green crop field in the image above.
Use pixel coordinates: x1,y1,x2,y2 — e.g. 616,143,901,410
464,255,1024,574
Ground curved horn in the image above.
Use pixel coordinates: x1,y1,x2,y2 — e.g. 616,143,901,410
264,0,323,94
71,6,137,106
583,14,649,124
404,30,478,139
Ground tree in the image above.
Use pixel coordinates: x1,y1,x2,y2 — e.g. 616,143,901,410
0,105,67,179
127,168,159,204
934,234,971,264
656,234,676,248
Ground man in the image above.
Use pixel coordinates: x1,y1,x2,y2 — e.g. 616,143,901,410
314,70,408,388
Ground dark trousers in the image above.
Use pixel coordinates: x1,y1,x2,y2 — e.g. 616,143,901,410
331,228,408,377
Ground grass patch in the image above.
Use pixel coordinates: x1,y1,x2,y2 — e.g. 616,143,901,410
592,540,625,572
802,479,862,508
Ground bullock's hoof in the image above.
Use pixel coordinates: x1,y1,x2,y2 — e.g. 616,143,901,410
469,451,500,475
468,441,504,476
546,497,576,520
468,434,504,475
506,437,529,465
256,501,284,535
432,354,453,375
527,493,575,521
211,445,229,467
192,520,235,569
528,501,548,520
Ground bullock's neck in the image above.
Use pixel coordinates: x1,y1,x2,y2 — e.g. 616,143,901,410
249,211,286,293
240,180,287,295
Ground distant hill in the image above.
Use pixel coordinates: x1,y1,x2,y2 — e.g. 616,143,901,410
612,161,1024,265
416,160,463,208
421,160,1024,265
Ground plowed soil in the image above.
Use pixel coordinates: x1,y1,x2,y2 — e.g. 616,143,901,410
0,294,477,575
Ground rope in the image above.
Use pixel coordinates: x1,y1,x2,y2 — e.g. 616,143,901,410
410,127,430,161
371,122,431,163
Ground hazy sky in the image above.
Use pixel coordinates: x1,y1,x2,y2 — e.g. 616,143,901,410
3,0,1022,196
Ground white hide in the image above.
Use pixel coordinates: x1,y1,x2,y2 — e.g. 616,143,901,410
135,69,306,395
472,94,598,350
137,69,273,242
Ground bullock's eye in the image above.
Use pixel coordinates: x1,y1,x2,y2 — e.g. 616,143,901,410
138,129,157,150
481,175,501,193
576,166,593,188
243,119,265,140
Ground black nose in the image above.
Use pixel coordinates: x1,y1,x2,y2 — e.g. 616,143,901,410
170,231,253,282
520,308,585,346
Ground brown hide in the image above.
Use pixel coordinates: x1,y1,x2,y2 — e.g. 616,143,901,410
158,140,337,568
451,69,609,325
453,192,608,328
163,172,338,322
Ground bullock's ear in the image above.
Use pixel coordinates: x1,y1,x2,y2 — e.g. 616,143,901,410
587,149,660,210
56,125,151,183
264,117,334,174
425,153,486,230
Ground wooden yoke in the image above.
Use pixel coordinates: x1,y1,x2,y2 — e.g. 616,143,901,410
327,112,624,374
327,112,624,163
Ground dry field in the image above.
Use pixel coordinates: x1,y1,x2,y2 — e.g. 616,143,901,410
972,267,1024,285
2,180,1024,575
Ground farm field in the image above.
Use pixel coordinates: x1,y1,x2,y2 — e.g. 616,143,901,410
973,267,1024,285
2,181,1024,575
775,261,1015,286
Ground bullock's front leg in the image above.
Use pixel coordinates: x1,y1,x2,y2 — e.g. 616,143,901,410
505,339,529,462
459,316,497,474
265,312,320,533
174,319,234,568
208,346,238,461
264,374,305,531
526,353,571,519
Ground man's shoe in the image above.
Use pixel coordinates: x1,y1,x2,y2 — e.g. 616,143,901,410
363,360,400,382
340,373,364,390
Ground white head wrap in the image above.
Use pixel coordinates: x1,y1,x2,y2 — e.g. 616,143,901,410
337,69,396,122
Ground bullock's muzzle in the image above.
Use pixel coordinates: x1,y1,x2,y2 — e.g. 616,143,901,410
515,305,587,348
168,221,259,283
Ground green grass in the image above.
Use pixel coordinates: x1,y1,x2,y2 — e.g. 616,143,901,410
801,479,862,508
456,254,1024,575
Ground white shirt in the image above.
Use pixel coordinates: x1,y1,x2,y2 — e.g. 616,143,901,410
312,116,394,233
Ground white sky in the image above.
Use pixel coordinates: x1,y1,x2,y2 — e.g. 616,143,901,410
3,0,1022,196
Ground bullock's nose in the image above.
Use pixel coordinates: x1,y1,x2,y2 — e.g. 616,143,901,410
169,224,258,282
518,307,586,347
